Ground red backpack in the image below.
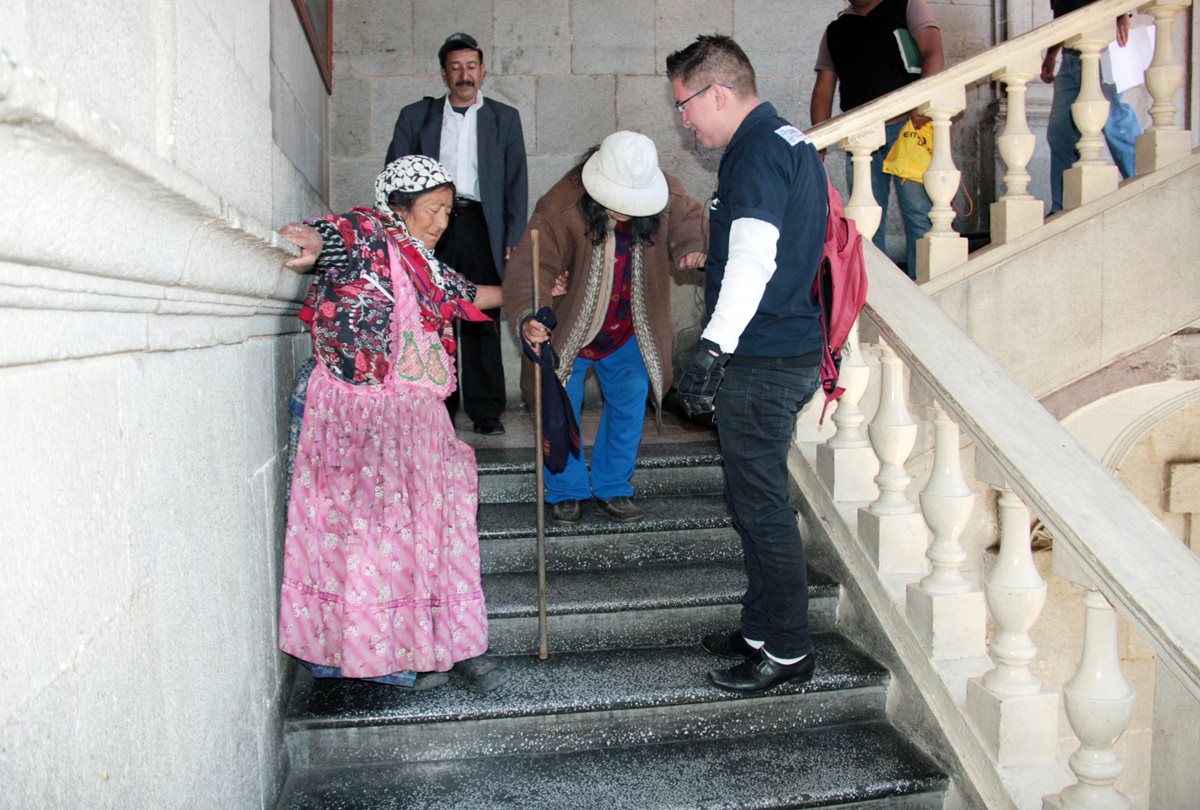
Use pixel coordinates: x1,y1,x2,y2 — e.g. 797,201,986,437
814,177,868,424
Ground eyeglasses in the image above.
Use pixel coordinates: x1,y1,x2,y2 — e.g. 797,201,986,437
674,83,732,115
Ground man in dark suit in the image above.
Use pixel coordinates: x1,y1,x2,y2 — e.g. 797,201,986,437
386,33,528,435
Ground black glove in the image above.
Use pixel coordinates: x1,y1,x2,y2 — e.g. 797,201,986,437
676,338,729,418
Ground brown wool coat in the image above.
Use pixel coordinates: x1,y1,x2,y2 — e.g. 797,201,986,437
502,166,705,412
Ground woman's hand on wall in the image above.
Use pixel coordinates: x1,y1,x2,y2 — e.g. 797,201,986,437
281,222,323,270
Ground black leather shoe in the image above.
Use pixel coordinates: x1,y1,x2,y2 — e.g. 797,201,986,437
550,499,582,525
473,418,505,436
701,629,757,659
595,496,644,523
707,648,816,694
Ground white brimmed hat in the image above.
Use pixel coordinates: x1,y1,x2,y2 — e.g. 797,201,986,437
581,131,668,218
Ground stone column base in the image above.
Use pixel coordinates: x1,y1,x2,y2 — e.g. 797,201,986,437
906,584,987,659
817,443,879,503
1063,163,1119,210
1136,128,1192,175
989,198,1044,245
916,235,969,283
966,678,1059,766
858,508,928,574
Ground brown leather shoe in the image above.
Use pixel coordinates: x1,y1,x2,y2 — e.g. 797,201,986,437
550,499,582,525
595,496,644,523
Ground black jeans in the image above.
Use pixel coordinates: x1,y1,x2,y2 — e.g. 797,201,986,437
435,202,506,423
715,362,821,660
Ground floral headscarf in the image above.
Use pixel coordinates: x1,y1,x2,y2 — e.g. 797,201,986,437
373,155,489,351
374,155,455,283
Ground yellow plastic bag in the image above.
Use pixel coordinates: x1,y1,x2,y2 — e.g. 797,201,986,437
882,120,933,183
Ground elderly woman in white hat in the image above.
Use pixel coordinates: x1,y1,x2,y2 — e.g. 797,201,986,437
503,131,706,525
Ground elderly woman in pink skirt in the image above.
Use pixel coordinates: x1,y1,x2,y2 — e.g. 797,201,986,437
277,155,505,692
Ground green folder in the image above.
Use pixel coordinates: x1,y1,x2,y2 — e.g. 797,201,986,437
894,28,923,74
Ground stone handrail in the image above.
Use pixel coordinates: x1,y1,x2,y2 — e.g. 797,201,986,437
866,256,1200,700
0,51,308,367
795,242,1200,807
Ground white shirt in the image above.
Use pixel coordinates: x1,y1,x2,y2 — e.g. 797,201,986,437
438,93,483,201
701,217,780,354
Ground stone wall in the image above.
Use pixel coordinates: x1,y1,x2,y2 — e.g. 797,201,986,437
0,0,321,805
328,0,1002,404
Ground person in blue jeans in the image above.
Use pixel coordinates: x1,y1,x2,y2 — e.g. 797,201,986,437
505,131,706,525
1043,4,1142,212
811,0,946,278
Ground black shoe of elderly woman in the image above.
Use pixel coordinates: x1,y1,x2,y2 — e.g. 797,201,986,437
396,671,449,691
452,655,509,693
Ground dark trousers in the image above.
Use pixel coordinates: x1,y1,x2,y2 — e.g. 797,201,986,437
714,362,821,660
434,201,506,423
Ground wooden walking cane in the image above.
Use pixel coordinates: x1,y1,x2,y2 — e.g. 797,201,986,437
530,229,550,661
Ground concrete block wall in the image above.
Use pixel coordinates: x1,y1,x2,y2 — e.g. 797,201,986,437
0,0,323,805
329,0,1001,406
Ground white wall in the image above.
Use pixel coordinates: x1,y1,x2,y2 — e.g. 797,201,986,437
0,0,321,805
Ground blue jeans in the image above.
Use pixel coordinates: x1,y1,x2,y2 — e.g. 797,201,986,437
847,119,933,278
546,336,649,503
714,362,821,660
1048,49,1142,212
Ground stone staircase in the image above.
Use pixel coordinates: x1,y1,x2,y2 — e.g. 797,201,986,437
275,439,948,808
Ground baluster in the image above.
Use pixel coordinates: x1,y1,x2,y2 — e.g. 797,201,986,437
1136,1,1193,173
965,457,1058,765
990,58,1044,244
1056,589,1136,810
841,125,886,241
817,320,878,501
858,340,926,574
1062,27,1120,210
983,485,1046,692
915,88,968,282
906,401,986,659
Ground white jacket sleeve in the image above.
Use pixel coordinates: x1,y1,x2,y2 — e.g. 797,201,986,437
700,217,780,354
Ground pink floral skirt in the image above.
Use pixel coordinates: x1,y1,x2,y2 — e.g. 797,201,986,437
279,365,488,678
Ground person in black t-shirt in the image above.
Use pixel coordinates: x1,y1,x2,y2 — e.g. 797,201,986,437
811,0,945,278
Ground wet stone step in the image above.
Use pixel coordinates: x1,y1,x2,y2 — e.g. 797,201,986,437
478,493,733,542
474,441,725,504
480,521,741,575
482,559,839,655
279,719,946,809
284,634,887,768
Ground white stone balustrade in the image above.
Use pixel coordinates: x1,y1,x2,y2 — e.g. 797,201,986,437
915,90,968,282
1063,26,1121,210
858,340,927,574
965,455,1058,766
795,238,1200,808
991,58,1044,244
803,0,1193,280
1136,0,1193,174
1057,589,1137,810
907,402,987,659
840,125,886,242
817,319,878,502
